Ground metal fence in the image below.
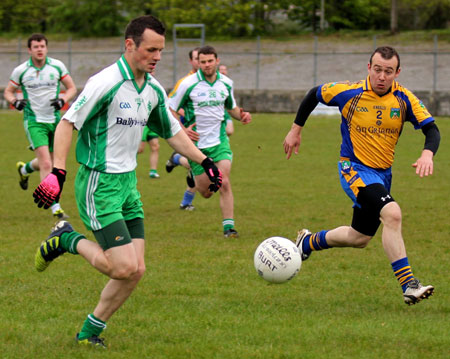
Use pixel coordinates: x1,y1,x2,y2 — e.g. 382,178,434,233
1,35,449,93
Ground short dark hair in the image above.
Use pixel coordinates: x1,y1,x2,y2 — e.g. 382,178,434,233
370,46,400,71
125,15,165,48
27,33,48,48
198,45,218,59
189,47,200,60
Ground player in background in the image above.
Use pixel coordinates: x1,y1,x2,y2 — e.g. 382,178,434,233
137,67,161,179
169,45,251,238
218,64,234,137
165,47,200,210
283,46,440,305
32,16,222,347
138,126,161,178
4,33,77,220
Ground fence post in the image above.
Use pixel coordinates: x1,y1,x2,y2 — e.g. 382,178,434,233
313,36,318,87
17,37,22,65
173,26,177,86
256,36,260,90
373,35,377,50
68,36,72,74
433,34,438,92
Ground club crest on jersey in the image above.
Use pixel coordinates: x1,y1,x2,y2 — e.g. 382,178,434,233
340,160,351,171
390,108,400,119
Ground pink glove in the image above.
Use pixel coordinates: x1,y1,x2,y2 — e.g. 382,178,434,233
33,168,66,209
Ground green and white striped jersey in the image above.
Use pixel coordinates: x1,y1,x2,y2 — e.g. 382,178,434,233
168,70,236,149
9,57,69,123
64,55,181,173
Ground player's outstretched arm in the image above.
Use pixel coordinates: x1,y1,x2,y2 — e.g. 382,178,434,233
228,107,251,124
284,86,320,159
412,149,434,177
284,123,302,160
412,122,441,177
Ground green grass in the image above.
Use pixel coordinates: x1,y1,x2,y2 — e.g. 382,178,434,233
0,110,449,359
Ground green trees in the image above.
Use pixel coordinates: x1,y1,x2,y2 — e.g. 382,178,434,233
0,0,448,36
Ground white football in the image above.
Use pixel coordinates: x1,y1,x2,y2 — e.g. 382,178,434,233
254,236,302,284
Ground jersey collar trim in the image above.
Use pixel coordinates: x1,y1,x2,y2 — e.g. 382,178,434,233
365,75,399,94
117,55,149,94
196,69,219,86
117,55,135,80
27,56,49,71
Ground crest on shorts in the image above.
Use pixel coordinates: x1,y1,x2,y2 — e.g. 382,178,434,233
390,108,400,119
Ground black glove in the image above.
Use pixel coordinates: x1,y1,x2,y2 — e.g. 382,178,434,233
13,99,28,111
201,157,222,192
33,168,67,209
50,98,65,110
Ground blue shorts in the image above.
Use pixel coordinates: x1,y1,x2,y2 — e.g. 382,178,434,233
338,159,392,208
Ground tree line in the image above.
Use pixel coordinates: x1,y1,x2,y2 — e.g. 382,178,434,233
0,0,448,37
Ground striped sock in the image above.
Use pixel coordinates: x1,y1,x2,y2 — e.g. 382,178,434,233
181,190,195,206
61,231,85,254
78,314,107,340
223,219,235,231
23,161,36,175
391,257,415,292
302,230,331,256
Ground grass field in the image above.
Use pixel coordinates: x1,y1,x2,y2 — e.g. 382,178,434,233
0,110,448,359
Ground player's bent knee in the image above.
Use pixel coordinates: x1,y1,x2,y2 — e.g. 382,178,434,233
219,179,231,192
107,254,139,279
109,263,139,280
134,264,146,281
347,227,372,248
352,235,372,248
197,187,214,198
380,202,402,228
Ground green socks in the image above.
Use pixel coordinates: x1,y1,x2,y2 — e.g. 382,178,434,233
223,219,235,231
77,314,107,340
60,231,85,254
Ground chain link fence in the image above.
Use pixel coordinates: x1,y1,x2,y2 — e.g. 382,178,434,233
1,35,449,96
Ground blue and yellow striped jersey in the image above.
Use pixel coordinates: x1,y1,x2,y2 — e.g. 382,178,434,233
317,77,434,169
